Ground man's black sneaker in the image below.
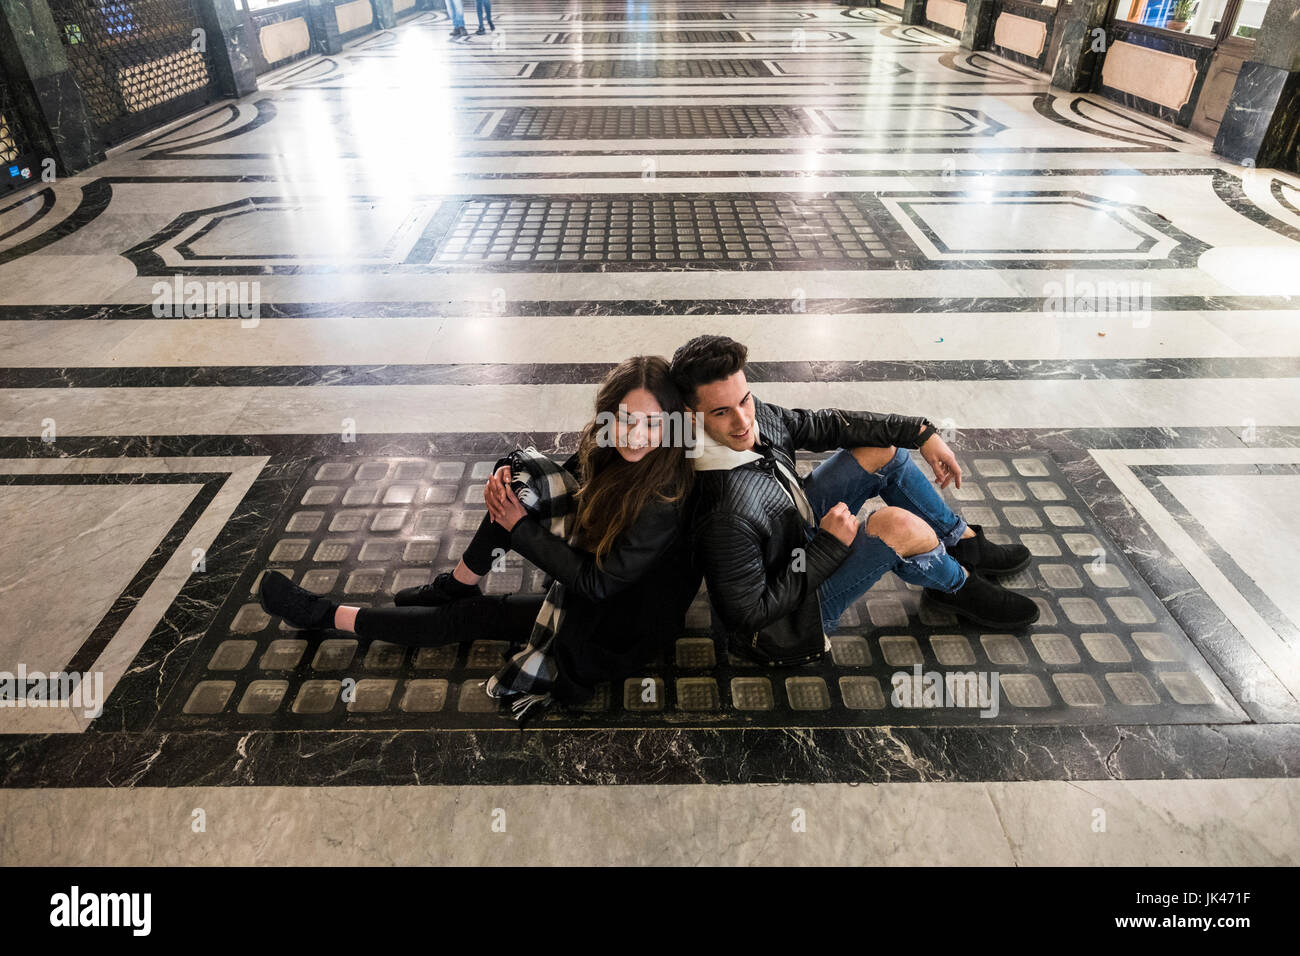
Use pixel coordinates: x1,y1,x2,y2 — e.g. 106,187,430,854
923,570,1040,629
258,570,336,630
394,571,482,607
475,27,485,34
948,524,1031,576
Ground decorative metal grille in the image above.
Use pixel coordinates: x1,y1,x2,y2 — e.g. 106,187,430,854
558,11,734,19
549,31,747,43
0,71,35,189
533,59,770,79
47,0,216,141
1,72,31,166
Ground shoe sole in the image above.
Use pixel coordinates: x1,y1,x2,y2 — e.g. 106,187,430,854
923,591,1040,629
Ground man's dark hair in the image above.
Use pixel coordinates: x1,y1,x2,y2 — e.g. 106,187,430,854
670,335,749,407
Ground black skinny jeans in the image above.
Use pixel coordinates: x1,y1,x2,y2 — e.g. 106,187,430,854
352,513,542,647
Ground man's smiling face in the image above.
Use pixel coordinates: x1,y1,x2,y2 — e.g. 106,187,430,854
691,370,757,452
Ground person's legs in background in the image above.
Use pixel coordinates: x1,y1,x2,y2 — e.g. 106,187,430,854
475,0,493,33
445,0,466,36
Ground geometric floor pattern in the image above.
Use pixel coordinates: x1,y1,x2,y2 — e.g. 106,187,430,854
162,451,1242,729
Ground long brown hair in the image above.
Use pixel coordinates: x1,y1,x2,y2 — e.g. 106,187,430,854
573,356,694,565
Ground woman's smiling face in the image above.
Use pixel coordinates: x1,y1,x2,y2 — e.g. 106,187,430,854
613,387,665,463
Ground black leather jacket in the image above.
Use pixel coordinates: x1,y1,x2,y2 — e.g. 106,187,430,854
688,398,931,665
506,455,699,700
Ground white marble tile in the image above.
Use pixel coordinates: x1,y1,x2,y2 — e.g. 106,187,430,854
1161,475,1300,637
0,780,1294,865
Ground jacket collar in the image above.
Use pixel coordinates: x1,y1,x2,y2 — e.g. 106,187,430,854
691,417,764,471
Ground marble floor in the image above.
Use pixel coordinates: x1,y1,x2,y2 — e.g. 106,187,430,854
1,0,1299,866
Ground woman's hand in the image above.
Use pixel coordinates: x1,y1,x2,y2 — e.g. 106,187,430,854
485,468,528,531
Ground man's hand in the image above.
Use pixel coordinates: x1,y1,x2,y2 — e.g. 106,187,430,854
920,432,962,490
819,502,858,548
485,468,528,531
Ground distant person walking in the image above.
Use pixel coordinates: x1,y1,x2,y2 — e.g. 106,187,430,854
445,0,467,39
474,0,494,34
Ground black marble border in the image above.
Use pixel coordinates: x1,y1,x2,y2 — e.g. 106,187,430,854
1,426,1298,787
0,471,231,675
0,187,55,244
5,356,1300,390
1133,463,1300,655
1070,96,1185,144
1271,179,1300,219
137,100,280,161
0,179,111,267
1,292,1293,320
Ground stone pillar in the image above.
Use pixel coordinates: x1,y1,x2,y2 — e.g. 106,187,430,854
196,0,257,99
307,0,344,54
961,0,996,50
1214,0,1300,174
1050,0,1111,93
900,0,927,24
372,0,395,29
0,0,102,176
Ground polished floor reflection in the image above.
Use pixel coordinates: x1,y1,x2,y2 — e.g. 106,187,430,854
1,0,1298,865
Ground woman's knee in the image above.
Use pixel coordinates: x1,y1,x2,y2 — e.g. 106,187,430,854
865,506,938,556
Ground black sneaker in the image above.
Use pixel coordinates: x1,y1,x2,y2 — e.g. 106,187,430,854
394,571,482,607
924,570,1040,629
948,524,1031,576
258,570,336,630
475,26,485,34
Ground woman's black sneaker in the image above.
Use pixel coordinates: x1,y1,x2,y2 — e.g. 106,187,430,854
258,570,336,630
394,571,482,607
948,524,1031,575
923,570,1040,629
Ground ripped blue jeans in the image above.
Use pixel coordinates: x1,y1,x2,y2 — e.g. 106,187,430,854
803,447,968,633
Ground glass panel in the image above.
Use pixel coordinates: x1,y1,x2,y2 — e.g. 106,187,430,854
1230,0,1268,38
1111,0,1233,37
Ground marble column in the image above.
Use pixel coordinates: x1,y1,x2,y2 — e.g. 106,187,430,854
307,0,344,54
0,0,103,176
196,0,257,99
1214,0,1300,175
900,0,927,24
371,0,396,30
1050,0,1111,93
961,0,996,50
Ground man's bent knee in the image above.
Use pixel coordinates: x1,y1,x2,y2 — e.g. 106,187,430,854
865,506,938,557
851,445,897,474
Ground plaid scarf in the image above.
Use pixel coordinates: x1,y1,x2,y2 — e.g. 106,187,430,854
484,446,580,720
